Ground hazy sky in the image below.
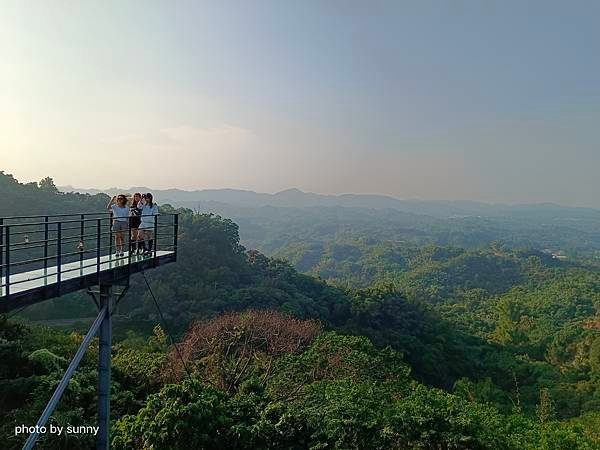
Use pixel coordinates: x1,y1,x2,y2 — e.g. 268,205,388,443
1,1,599,206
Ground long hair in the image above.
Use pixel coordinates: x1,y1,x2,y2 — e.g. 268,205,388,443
132,192,142,208
145,193,154,207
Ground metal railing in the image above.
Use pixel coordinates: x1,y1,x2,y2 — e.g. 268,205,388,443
0,212,179,297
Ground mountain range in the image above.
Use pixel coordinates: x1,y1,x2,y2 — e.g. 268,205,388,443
59,185,600,220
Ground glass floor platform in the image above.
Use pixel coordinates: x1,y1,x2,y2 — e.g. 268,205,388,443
0,251,175,311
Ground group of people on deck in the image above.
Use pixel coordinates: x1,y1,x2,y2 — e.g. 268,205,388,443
107,192,158,257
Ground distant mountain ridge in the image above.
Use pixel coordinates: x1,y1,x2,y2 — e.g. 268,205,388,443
59,185,600,219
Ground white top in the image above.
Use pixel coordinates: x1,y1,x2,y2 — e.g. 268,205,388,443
111,204,129,222
138,203,159,229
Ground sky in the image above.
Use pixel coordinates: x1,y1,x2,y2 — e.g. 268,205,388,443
1,1,599,207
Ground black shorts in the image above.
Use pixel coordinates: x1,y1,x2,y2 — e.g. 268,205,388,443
129,216,141,229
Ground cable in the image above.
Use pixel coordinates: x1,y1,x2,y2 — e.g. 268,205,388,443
141,271,192,380
6,304,32,319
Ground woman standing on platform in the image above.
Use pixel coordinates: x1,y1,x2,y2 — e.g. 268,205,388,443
138,193,159,256
129,192,142,254
107,194,129,257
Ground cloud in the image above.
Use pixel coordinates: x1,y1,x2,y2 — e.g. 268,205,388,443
93,123,263,189
100,124,257,154
160,124,257,150
100,133,148,145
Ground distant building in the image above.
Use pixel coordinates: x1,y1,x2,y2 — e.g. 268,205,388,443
552,252,568,260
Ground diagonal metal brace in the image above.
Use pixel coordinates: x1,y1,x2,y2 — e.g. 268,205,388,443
87,288,100,309
22,305,108,450
111,285,129,316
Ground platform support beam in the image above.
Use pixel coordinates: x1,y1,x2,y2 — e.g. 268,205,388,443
96,284,112,450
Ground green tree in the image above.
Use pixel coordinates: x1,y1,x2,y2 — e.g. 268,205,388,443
38,176,59,193
590,337,600,376
112,380,262,450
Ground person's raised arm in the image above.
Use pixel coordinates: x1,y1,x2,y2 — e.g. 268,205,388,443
107,195,116,210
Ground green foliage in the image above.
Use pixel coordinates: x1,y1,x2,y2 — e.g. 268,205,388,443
112,380,262,450
0,171,109,217
0,320,99,449
38,177,59,193
2,172,600,448
268,332,410,401
27,349,67,372
112,323,597,449
389,384,512,449
590,337,600,375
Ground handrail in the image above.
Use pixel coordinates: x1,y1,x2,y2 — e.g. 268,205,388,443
0,223,177,249
0,212,110,221
0,213,177,229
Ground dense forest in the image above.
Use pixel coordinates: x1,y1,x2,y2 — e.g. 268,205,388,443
1,171,599,449
160,198,600,260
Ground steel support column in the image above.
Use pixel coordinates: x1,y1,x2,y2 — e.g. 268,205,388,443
96,284,112,450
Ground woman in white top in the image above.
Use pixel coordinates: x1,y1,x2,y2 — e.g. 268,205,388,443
107,194,129,257
137,192,159,256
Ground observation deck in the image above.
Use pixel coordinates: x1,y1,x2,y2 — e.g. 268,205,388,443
0,212,178,313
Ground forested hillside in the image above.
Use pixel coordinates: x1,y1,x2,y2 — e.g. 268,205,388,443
1,172,599,449
63,184,600,257
1,172,109,216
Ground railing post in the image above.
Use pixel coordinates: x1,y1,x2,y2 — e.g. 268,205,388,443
0,218,4,292
108,216,113,260
173,214,179,260
127,220,132,271
153,214,158,263
97,219,101,281
80,213,85,265
5,226,9,297
43,216,49,275
56,222,62,291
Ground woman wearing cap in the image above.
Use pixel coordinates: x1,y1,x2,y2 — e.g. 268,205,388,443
138,192,159,256
107,194,129,257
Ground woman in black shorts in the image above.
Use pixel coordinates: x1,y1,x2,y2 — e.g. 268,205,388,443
129,192,142,254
